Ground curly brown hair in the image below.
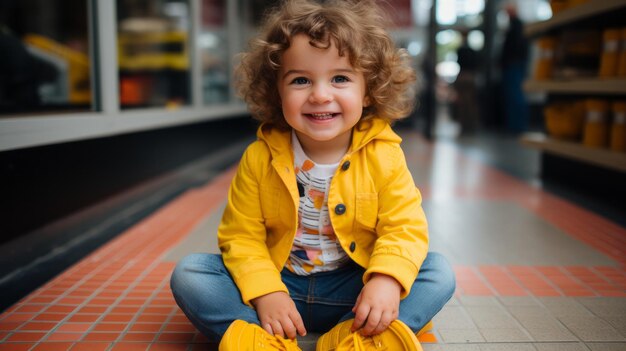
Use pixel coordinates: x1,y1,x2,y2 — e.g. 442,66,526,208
235,0,417,130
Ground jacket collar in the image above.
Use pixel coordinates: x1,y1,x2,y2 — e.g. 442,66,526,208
256,118,402,163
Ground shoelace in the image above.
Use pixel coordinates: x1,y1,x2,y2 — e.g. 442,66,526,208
271,336,300,350
337,332,385,350
257,330,300,350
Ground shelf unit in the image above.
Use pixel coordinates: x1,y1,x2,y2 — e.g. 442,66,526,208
523,78,626,95
521,0,626,174
525,0,626,37
521,133,626,173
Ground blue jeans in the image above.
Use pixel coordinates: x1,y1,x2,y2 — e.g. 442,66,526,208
170,252,455,342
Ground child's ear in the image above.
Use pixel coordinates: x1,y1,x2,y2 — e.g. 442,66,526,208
363,95,371,107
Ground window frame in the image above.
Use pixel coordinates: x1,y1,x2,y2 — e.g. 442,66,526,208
0,0,247,152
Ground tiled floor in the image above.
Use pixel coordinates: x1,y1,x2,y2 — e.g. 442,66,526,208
1,130,624,351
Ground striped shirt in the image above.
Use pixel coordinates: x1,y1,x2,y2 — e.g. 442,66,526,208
286,132,349,275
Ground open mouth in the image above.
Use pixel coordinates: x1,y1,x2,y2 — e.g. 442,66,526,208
305,112,339,120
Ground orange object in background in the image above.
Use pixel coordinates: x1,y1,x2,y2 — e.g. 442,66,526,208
610,101,626,152
582,99,610,148
120,75,153,106
534,37,556,80
599,29,621,77
550,0,568,15
544,101,585,140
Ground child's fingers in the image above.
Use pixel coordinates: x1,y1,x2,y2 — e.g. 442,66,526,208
361,307,382,336
270,320,285,339
289,311,307,337
262,322,274,336
281,322,297,340
372,309,395,335
351,292,363,313
351,302,370,332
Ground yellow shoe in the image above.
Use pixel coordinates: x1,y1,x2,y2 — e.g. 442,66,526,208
416,321,433,337
315,319,353,351
316,319,423,351
219,320,302,351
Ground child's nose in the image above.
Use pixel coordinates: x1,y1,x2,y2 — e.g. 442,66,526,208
309,84,333,104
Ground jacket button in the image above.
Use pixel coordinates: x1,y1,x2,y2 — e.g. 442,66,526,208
335,204,346,215
349,241,356,252
341,160,350,171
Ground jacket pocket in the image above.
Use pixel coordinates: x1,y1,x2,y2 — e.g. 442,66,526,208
356,192,378,229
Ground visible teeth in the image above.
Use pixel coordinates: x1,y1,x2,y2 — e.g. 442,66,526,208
309,113,334,119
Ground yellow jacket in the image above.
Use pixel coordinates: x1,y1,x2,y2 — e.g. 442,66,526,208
218,118,429,305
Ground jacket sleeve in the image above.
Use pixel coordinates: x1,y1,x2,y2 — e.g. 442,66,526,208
217,143,289,306
363,144,429,298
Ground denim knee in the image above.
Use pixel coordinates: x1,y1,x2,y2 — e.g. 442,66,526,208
170,253,223,296
426,252,456,299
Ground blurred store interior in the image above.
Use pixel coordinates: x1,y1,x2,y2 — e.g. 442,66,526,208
1,0,625,312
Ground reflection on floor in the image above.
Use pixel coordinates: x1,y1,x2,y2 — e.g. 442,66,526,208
0,129,624,351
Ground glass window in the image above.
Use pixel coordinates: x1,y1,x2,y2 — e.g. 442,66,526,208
437,0,484,27
117,0,191,109
0,0,92,116
201,0,229,104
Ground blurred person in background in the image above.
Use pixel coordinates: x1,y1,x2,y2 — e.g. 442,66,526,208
500,2,529,133
453,29,480,135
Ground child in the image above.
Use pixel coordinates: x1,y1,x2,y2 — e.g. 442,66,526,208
170,0,455,350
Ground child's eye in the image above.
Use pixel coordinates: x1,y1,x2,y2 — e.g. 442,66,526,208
291,77,310,85
332,75,350,83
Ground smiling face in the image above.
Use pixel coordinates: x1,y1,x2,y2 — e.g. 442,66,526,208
278,34,369,159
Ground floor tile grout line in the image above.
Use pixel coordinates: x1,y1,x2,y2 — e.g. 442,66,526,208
1,256,132,337
501,266,550,297
427,131,626,259
409,131,626,240
567,267,624,294
470,266,500,297
29,196,209,348
507,267,556,296
493,295,557,344
533,297,596,346
526,209,625,267
102,188,230,348
33,259,149,348
527,266,566,297
18,264,137,349
555,266,598,296
104,177,230,349
441,297,484,344
479,266,526,296
592,267,626,292
536,267,589,297
108,275,172,350
460,295,536,344
4,258,120,316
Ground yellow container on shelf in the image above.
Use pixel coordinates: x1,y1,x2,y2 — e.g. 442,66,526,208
599,28,621,77
610,101,626,152
617,28,626,77
534,37,557,80
582,99,610,148
544,101,585,140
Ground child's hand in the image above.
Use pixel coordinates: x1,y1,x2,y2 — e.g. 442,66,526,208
351,273,401,336
251,291,307,340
